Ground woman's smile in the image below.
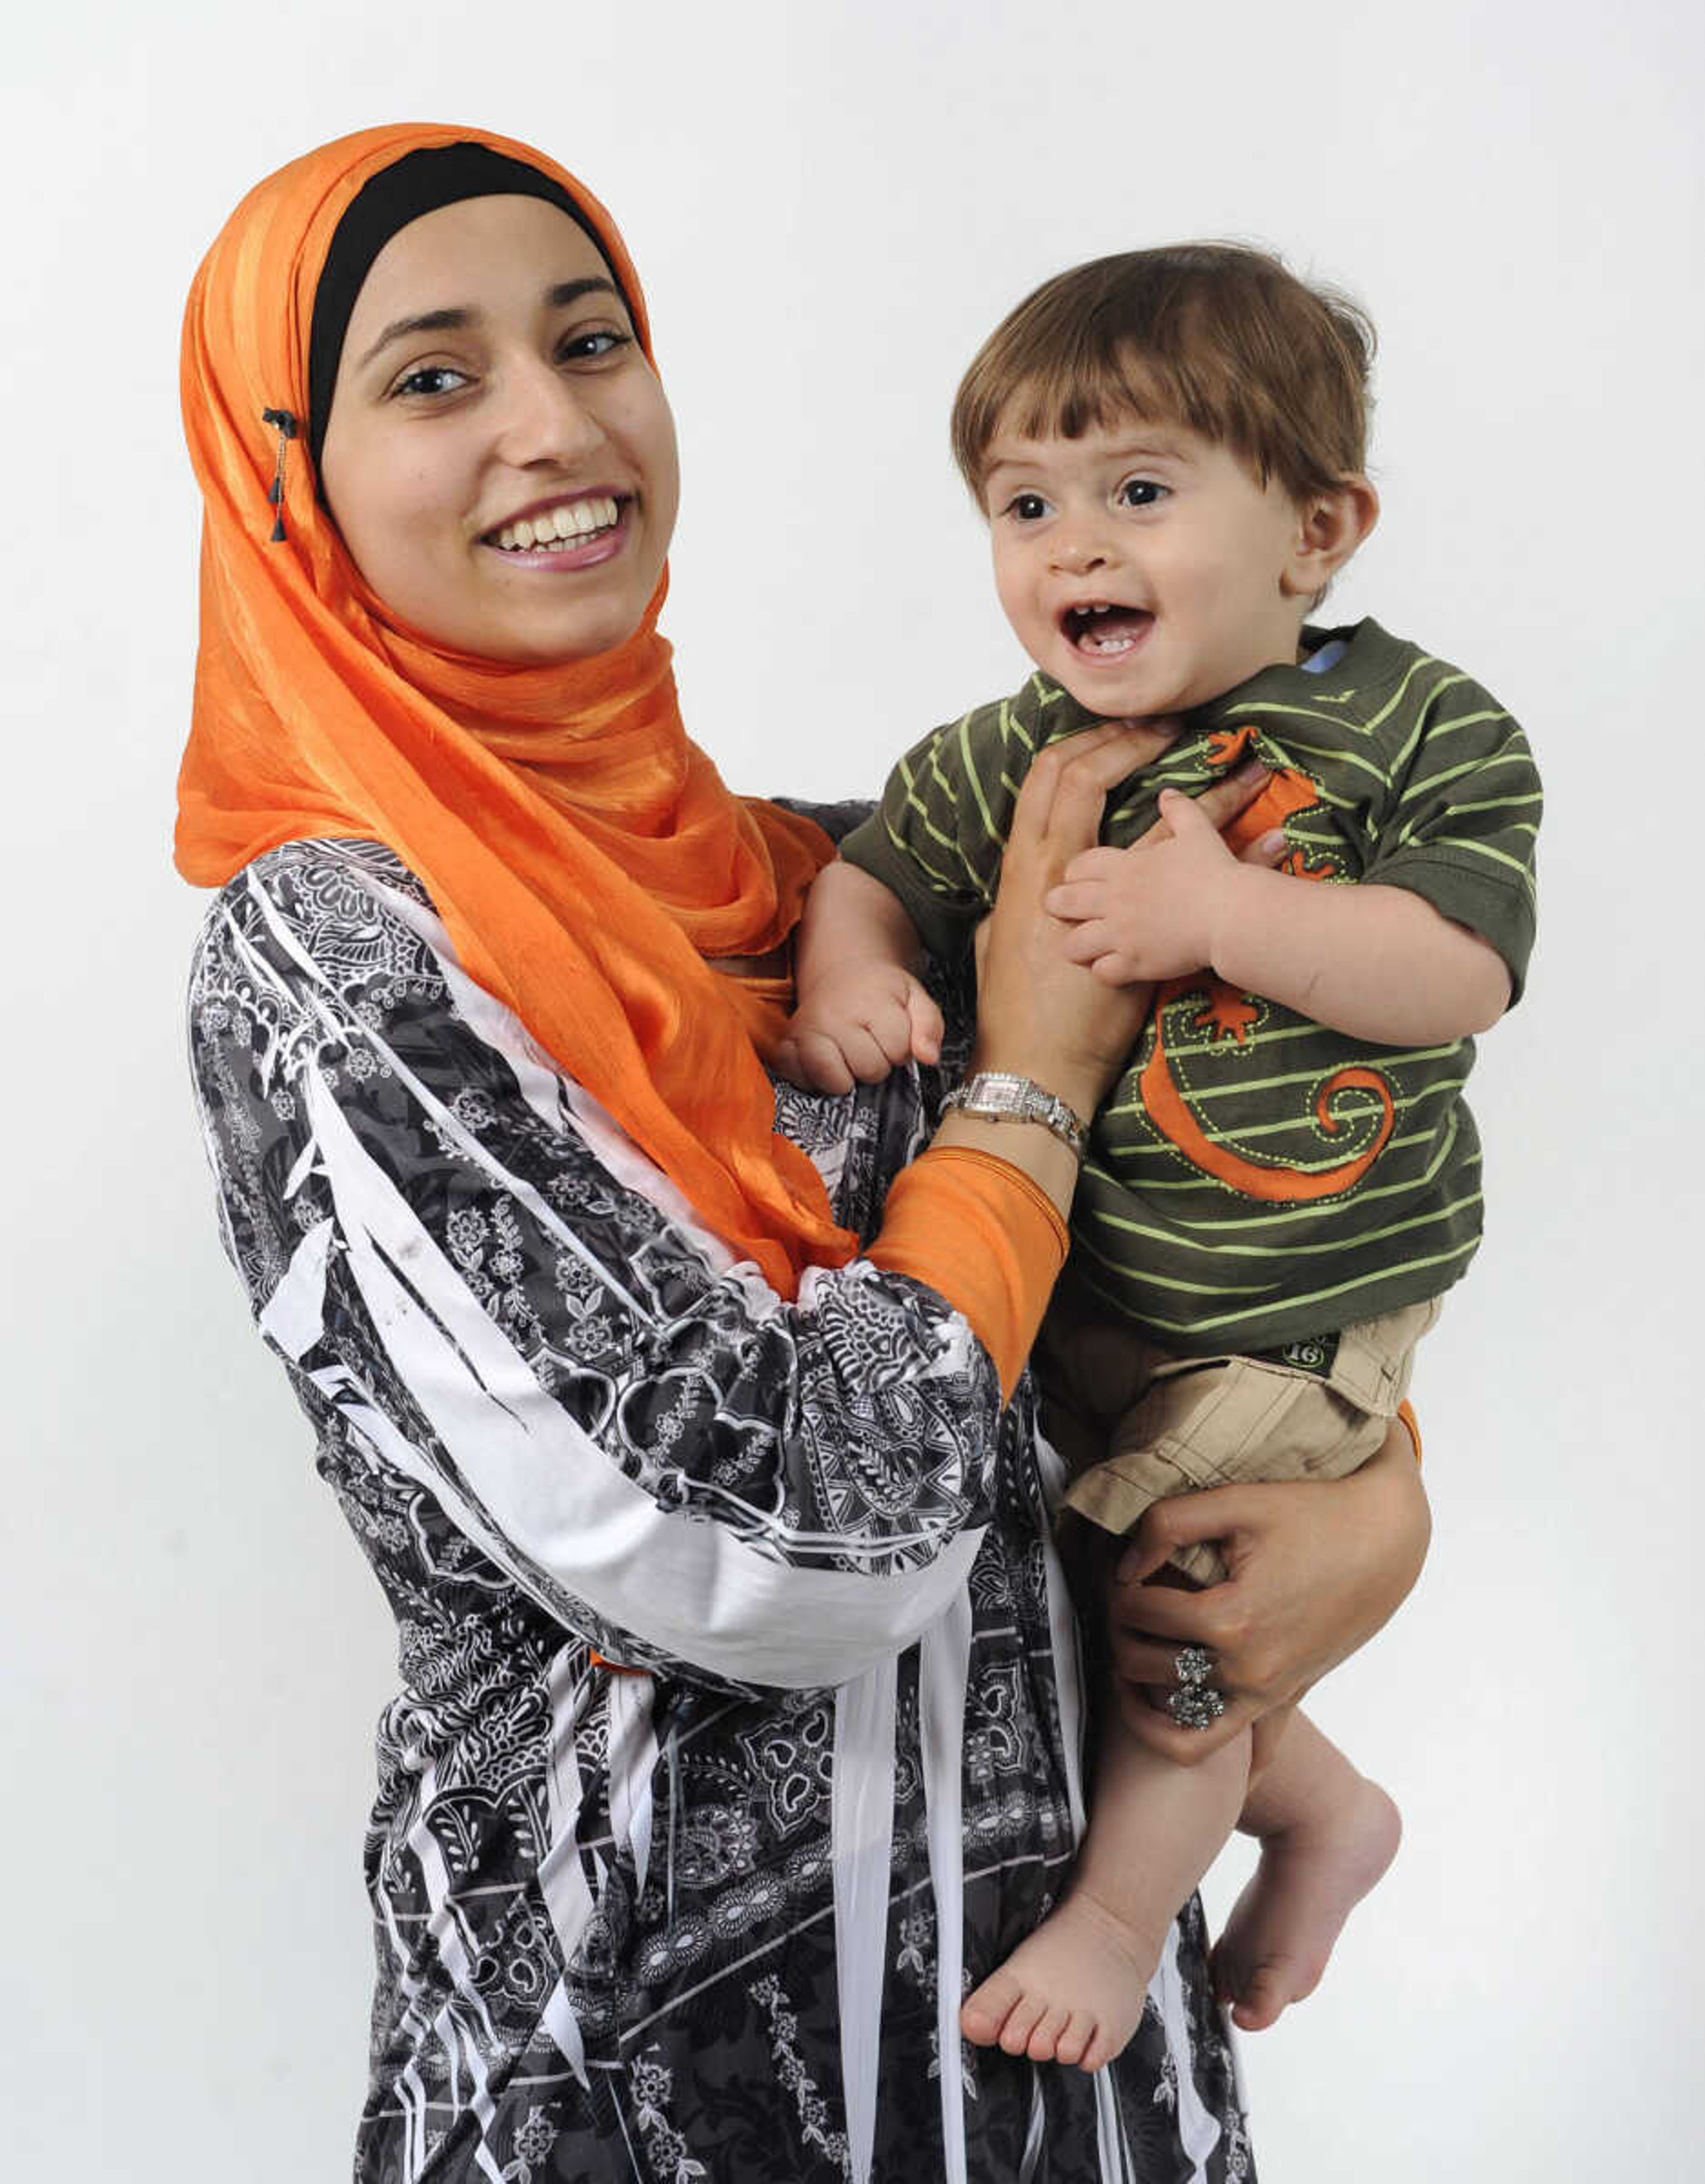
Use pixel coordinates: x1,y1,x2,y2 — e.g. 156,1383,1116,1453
484,488,623,557
319,193,680,663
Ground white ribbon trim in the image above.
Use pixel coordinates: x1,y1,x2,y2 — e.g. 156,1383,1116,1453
297,1064,983,1688
833,1660,899,2184
606,1671,659,1902
1157,1922,1225,2183
921,1591,974,2184
537,1645,599,2086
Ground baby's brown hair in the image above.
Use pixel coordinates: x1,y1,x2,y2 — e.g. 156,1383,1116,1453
951,242,1374,506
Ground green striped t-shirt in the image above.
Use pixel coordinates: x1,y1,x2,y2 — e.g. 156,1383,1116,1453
840,619,1541,1354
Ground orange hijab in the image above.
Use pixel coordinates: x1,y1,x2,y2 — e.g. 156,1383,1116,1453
177,122,856,1295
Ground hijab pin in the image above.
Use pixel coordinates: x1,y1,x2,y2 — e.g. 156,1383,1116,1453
261,407,299,543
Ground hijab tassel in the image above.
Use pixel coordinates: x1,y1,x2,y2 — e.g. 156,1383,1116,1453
261,407,298,543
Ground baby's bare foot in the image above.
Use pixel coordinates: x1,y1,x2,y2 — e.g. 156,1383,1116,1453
1212,1774,1400,2032
960,1889,1166,2073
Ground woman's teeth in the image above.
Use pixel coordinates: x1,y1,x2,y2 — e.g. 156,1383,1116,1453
492,495,620,551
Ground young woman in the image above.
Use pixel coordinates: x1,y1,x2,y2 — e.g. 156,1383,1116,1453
178,123,1430,2182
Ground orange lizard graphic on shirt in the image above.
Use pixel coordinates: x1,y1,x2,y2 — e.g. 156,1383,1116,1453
1138,727,1396,1202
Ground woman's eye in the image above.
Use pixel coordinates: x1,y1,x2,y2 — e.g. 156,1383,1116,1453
1118,477,1166,508
393,365,469,399
559,328,632,362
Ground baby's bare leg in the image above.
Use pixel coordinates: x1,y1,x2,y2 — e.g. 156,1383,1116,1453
960,1689,1249,2073
1211,1708,1401,2032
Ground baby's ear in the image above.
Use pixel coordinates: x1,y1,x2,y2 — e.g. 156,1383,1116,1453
1282,477,1379,596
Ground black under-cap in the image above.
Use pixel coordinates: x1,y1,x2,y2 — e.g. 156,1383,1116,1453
306,140,634,482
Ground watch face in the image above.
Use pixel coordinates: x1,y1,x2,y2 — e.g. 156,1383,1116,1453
981,1076,1028,1116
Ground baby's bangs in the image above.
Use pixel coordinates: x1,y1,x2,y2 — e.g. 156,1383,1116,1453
998,342,1186,452
954,313,1283,498
951,245,1373,506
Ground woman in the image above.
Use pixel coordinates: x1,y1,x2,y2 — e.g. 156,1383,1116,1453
178,123,1428,2183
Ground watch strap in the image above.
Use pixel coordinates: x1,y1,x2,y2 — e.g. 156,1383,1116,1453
940,1071,1089,1160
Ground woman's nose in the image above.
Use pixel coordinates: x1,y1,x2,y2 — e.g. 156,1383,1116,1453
492,354,607,468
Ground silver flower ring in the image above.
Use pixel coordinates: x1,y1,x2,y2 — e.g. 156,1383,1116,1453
1166,1683,1228,1731
1172,1643,1217,1689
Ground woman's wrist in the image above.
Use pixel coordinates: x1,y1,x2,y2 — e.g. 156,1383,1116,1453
932,1108,1082,1221
1305,1423,1432,1673
941,1070,1088,1160
965,1039,1106,1135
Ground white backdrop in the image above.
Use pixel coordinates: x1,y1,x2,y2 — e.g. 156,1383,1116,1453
4,2,1700,2177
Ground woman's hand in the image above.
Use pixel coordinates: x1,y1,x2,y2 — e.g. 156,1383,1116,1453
972,724,1275,1120
1101,1420,1431,1762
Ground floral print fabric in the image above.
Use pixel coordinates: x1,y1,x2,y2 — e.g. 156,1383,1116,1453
187,836,1250,2183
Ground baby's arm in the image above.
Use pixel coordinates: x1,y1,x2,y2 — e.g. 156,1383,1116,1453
773,858,946,1092
1048,788,1510,1044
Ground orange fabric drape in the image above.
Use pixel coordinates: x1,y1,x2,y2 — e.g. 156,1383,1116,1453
175,122,856,1294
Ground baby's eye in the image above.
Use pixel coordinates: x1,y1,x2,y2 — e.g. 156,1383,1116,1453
1004,492,1051,522
1118,477,1167,508
393,364,470,399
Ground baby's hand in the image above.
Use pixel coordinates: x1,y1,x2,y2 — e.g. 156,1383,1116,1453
771,960,944,1094
1046,786,1260,985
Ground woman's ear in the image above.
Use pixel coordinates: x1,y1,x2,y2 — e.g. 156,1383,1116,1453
1282,476,1380,597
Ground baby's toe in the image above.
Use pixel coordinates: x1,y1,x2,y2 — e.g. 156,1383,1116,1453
1054,2010,1096,2069
996,1989,1050,2057
1024,2002,1071,2063
1229,1963,1289,2033
960,1970,1022,2048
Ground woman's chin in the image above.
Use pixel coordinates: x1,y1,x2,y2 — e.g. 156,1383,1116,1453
428,599,651,667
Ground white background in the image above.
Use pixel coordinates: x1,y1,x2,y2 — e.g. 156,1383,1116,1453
4,2,1700,2177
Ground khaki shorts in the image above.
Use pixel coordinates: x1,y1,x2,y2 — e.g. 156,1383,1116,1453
1037,1271,1439,1585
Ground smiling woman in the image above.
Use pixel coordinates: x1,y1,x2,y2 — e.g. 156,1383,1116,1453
320,193,679,663
172,121,1431,2184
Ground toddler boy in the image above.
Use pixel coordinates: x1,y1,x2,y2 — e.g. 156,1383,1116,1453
782,244,1539,2070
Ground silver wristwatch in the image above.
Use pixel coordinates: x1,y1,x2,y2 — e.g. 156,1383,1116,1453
940,1072,1089,1160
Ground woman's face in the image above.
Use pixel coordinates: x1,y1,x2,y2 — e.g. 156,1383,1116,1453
319,194,680,664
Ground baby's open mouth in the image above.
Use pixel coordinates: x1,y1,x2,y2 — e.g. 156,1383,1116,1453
486,494,623,553
1063,602,1152,655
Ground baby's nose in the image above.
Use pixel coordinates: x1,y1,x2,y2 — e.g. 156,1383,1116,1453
1051,530,1110,575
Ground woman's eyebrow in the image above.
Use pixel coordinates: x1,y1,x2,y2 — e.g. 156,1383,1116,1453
357,280,621,371
544,276,619,310
357,307,471,369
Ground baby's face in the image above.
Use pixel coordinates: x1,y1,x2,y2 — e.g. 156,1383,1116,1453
980,414,1315,719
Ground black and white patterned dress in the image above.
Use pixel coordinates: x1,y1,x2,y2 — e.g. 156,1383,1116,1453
187,836,1252,2184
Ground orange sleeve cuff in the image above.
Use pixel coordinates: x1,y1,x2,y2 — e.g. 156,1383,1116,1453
867,1145,1069,1402
1397,1398,1422,1465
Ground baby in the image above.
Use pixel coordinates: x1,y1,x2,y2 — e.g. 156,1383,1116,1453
781,244,1540,2069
